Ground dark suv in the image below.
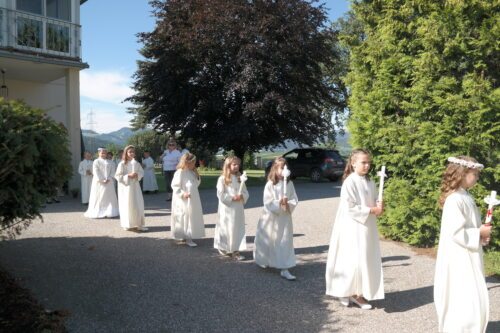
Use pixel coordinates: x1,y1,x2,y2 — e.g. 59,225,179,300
265,148,345,182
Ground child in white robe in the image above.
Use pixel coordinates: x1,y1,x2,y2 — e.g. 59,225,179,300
170,153,205,247
142,151,159,193
115,145,147,231
325,149,384,310
214,156,249,260
254,157,298,281
434,156,491,333
78,151,93,204
84,148,119,218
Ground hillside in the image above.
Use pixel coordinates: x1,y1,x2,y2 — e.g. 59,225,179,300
82,127,136,152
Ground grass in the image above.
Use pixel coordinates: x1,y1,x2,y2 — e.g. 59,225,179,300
484,251,500,278
154,168,267,191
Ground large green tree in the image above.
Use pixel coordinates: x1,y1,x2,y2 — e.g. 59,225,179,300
0,99,72,238
127,0,337,158
345,0,499,248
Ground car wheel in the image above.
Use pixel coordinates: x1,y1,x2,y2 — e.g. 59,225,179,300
310,168,322,182
328,176,339,182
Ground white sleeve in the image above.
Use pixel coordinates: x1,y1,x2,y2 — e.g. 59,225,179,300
443,195,481,251
217,176,233,205
342,178,371,224
78,162,85,176
263,182,281,214
114,162,130,186
171,170,185,199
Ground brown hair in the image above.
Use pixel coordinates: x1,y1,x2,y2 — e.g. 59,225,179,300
122,145,135,164
268,157,289,185
342,148,372,181
439,155,480,207
222,156,242,185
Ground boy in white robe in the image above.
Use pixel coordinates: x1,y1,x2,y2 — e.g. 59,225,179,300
78,151,93,204
142,151,158,193
84,148,119,218
115,145,147,231
325,149,384,310
434,156,491,332
170,153,205,247
254,157,298,281
214,156,249,260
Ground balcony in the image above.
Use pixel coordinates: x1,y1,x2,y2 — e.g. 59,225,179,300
0,7,81,61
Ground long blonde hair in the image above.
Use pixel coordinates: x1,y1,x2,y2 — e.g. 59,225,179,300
343,148,371,181
439,155,480,207
177,152,199,179
222,156,242,185
268,157,288,185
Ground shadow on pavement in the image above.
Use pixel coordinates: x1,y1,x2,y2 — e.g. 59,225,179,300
0,236,339,332
373,285,433,313
487,321,499,333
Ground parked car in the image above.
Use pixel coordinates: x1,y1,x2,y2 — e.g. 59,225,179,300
265,148,345,182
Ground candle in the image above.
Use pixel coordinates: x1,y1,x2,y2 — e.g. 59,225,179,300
238,171,248,195
484,190,500,226
282,165,291,198
377,165,387,202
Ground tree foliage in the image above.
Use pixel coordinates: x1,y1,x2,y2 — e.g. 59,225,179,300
345,0,499,249
0,99,72,238
127,129,169,162
127,0,338,158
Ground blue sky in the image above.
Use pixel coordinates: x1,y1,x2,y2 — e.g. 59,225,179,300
80,0,350,133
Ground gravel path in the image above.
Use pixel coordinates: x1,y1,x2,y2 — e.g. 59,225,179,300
0,182,498,332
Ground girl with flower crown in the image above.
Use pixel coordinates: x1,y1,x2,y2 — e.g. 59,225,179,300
214,156,249,260
434,156,492,332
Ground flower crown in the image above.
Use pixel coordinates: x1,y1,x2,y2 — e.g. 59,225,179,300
447,157,484,170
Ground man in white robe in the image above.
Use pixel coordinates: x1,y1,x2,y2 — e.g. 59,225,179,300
141,151,158,193
78,151,93,205
84,148,119,218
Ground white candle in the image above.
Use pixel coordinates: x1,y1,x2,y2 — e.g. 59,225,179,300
377,165,386,202
484,190,499,225
282,165,291,198
238,171,248,195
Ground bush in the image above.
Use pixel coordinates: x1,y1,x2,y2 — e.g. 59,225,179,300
0,99,72,238
344,1,499,249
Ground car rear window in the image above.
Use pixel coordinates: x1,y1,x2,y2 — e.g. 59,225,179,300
325,151,343,161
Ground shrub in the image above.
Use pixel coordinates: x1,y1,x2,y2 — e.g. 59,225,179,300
0,99,72,238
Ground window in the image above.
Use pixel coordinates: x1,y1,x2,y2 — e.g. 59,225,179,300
47,22,69,52
16,0,43,15
47,0,70,21
284,151,299,161
17,17,43,48
16,0,71,21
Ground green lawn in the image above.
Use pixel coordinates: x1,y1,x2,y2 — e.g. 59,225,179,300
154,169,267,191
485,251,500,278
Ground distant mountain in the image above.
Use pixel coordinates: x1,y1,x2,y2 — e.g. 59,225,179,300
82,127,138,152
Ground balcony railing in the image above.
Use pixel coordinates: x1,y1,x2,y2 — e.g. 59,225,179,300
0,7,81,60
